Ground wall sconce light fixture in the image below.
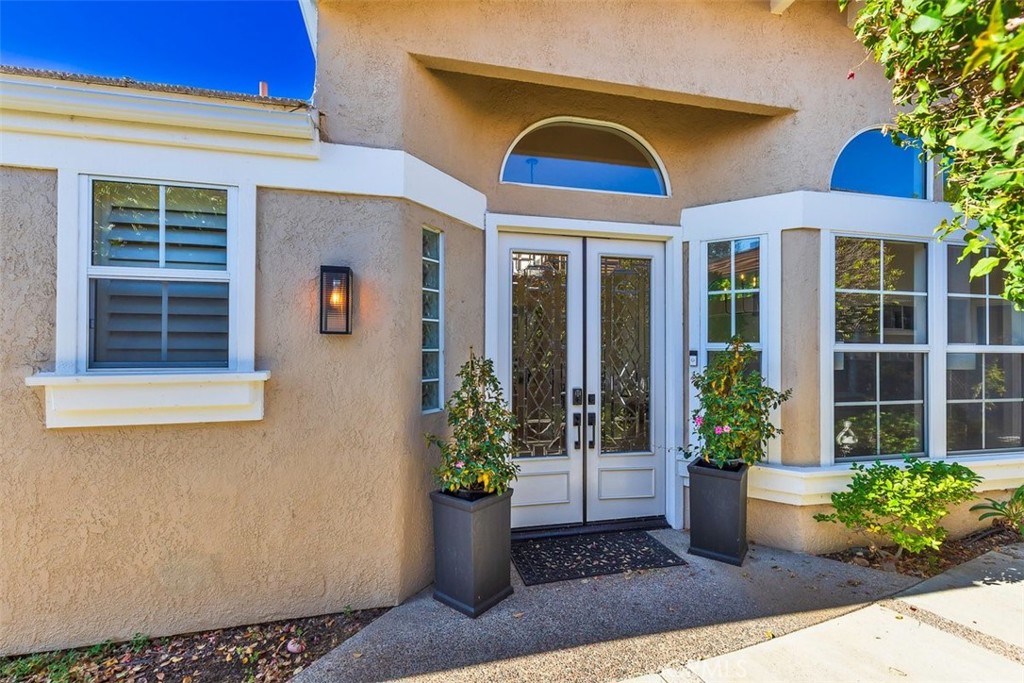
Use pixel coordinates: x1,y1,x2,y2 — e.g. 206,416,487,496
320,265,352,334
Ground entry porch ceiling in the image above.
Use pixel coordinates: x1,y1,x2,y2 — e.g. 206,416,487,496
413,55,796,117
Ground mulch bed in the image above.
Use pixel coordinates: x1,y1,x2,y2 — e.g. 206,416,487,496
0,607,387,683
822,523,1023,579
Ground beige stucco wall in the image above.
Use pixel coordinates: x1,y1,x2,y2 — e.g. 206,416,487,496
780,229,822,466
749,490,1015,555
0,167,483,655
317,0,895,221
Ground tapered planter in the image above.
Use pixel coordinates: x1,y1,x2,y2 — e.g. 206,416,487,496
430,488,513,617
687,458,749,566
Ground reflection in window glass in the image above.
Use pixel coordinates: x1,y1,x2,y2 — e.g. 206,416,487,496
705,238,762,373
502,122,666,196
947,353,1024,454
834,352,926,460
831,129,928,199
947,245,1024,346
835,237,927,345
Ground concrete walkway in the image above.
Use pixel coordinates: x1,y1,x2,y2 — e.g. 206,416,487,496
643,544,1024,683
296,530,919,683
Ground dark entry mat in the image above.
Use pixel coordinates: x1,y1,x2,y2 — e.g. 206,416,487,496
511,530,686,586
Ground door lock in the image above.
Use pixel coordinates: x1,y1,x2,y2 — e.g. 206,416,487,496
572,387,583,406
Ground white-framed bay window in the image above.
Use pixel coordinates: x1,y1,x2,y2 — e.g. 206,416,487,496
831,235,929,462
26,173,266,428
828,232,1024,463
946,244,1024,456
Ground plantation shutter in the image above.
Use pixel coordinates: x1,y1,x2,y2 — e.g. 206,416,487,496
89,181,230,369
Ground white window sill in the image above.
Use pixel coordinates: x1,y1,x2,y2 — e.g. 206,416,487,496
25,371,270,428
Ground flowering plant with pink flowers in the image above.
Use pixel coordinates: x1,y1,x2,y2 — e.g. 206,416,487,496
689,338,791,469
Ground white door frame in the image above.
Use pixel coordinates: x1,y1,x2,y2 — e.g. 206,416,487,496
484,212,686,529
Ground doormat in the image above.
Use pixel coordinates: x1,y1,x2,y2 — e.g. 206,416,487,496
511,530,686,586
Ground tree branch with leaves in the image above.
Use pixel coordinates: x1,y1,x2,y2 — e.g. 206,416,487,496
843,0,1023,307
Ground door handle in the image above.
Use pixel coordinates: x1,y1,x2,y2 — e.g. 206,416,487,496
573,412,582,450
587,412,596,449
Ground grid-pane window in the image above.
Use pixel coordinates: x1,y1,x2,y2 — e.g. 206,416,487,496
833,237,927,461
88,179,230,369
947,244,1024,454
706,238,762,369
422,228,443,411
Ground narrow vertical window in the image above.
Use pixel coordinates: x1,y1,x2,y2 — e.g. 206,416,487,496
833,237,928,461
705,238,762,370
422,228,443,411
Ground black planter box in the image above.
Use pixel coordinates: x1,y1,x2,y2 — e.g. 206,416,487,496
430,488,513,617
687,459,749,566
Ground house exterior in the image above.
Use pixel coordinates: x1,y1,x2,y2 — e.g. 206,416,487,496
1,0,1021,656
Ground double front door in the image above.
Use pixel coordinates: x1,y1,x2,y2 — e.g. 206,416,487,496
496,234,665,528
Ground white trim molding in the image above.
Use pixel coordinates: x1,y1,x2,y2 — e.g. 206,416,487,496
25,371,271,428
675,455,1024,506
0,73,319,159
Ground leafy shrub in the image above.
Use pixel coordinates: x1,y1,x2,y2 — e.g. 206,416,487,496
814,457,981,555
971,484,1024,533
689,337,791,469
428,350,519,495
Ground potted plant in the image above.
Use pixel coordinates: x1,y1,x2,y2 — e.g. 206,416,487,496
686,337,791,565
427,350,519,617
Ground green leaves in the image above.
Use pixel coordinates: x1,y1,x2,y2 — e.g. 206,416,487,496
814,458,981,555
848,0,1024,310
954,121,1001,152
911,12,944,33
688,337,791,469
427,350,519,495
970,484,1024,532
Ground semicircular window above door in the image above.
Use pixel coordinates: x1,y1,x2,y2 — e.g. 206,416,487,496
501,119,669,197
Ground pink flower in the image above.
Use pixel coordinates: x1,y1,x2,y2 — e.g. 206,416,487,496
714,426,723,435
723,425,732,433
455,461,465,469
694,416,704,427
847,70,855,80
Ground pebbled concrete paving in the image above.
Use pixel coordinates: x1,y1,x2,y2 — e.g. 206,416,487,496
896,547,1024,649
672,546,1024,683
296,530,915,683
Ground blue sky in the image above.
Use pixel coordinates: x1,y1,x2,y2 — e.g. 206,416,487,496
0,1,315,100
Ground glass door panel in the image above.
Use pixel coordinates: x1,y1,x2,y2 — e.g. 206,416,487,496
511,252,569,457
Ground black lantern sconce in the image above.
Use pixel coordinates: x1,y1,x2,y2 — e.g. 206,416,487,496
320,265,353,334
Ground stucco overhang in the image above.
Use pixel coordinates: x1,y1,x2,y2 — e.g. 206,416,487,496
413,54,797,117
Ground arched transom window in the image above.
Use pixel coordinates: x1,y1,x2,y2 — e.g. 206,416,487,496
831,127,929,200
501,118,668,196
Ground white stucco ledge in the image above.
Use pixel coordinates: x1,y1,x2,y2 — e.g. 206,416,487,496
676,455,1024,506
24,371,270,428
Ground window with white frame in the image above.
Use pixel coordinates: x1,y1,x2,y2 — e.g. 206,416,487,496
705,237,763,370
946,245,1024,454
88,178,233,369
833,236,928,461
422,227,443,411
